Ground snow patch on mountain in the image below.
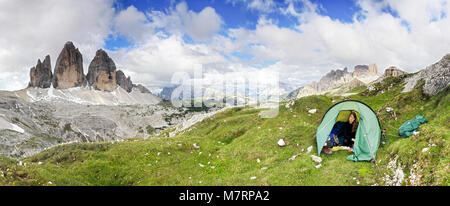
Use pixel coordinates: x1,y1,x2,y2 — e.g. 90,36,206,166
21,86,160,105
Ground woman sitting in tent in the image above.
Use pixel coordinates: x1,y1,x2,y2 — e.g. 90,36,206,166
321,111,358,155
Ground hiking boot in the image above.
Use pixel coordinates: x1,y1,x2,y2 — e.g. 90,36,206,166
321,147,333,155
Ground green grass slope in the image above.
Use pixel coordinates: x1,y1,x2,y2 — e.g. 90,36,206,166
0,75,448,186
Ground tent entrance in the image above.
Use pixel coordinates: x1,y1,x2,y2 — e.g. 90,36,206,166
328,110,360,149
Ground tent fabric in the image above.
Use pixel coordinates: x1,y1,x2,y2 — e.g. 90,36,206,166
398,115,428,137
316,100,381,162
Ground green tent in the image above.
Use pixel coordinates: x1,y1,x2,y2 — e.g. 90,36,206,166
316,100,381,162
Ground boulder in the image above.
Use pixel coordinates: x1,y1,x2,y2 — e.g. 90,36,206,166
52,41,86,89
28,55,52,88
278,139,286,147
116,70,133,92
311,155,322,163
86,49,117,91
308,109,317,114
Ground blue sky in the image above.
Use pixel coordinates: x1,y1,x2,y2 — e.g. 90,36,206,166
105,0,362,51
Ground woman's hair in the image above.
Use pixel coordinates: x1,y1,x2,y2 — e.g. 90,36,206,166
350,112,359,133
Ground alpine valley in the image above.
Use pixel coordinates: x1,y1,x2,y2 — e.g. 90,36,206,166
0,41,448,186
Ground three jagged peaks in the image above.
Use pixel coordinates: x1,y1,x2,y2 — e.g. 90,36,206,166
28,41,136,93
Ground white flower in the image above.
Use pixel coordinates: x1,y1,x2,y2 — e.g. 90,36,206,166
199,163,204,167
250,176,257,180
307,146,313,154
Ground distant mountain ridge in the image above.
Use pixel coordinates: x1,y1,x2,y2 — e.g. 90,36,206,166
286,64,380,99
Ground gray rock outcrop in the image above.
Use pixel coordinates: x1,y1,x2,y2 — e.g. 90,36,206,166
353,64,378,77
86,49,117,91
28,55,52,88
353,65,369,77
52,41,86,89
368,64,379,75
384,66,407,77
116,70,133,92
133,84,151,93
295,67,354,98
403,54,450,96
287,63,380,99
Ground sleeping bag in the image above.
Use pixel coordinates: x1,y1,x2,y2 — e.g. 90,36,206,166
398,115,428,137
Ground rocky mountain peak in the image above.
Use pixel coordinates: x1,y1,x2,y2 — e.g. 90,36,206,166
353,65,369,77
86,49,117,91
28,55,52,88
290,63,381,99
116,70,133,92
52,41,86,89
368,64,378,75
384,66,406,77
25,41,155,95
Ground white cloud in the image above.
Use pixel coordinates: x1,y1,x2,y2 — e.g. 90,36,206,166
113,5,152,43
109,34,227,87
0,0,115,90
147,2,223,42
